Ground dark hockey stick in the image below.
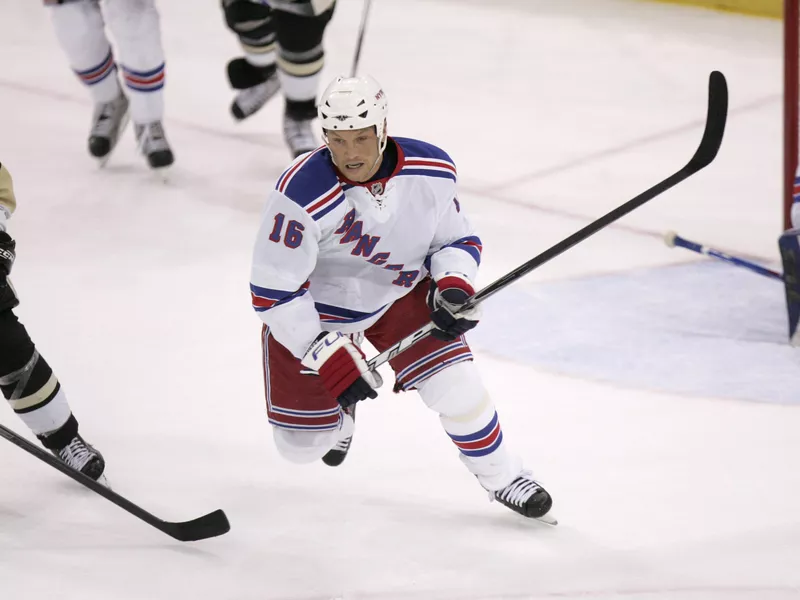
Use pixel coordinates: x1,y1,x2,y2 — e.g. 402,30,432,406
0,423,230,542
367,70,729,370
350,0,372,77
664,231,784,281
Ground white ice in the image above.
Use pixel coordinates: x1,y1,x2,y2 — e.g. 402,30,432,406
1,0,799,598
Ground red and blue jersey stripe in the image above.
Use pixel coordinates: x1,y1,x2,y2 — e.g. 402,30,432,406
276,149,346,221
313,301,388,324
443,235,482,265
251,281,310,312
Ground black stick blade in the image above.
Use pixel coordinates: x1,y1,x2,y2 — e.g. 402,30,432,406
687,70,728,171
161,509,231,542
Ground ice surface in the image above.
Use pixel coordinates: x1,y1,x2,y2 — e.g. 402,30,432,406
0,0,798,598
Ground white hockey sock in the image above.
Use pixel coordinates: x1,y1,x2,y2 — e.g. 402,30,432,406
276,47,324,104
48,0,121,103
102,0,165,124
14,386,72,437
416,362,523,491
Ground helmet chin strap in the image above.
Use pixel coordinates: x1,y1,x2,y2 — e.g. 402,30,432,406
365,130,388,177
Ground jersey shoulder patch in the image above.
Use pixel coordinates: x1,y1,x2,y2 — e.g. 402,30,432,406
275,148,346,221
394,137,457,182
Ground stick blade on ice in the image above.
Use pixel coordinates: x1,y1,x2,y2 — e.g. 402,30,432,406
160,509,231,542
779,229,800,346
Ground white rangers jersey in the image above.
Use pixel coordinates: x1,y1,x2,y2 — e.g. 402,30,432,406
250,137,482,359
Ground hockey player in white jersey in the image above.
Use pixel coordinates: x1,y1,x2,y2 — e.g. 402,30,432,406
44,0,173,170
0,163,105,480
221,0,336,157
250,75,553,520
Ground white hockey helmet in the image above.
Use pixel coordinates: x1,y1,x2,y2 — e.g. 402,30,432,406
318,75,389,153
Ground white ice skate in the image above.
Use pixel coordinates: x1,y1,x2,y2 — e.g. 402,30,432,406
283,113,317,159
88,93,130,167
135,120,174,177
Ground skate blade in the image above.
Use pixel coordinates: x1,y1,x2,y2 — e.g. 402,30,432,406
535,513,558,526
152,166,172,184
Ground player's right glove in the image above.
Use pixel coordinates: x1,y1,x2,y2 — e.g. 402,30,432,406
0,231,15,276
301,331,382,408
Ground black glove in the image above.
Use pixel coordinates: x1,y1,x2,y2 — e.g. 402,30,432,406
0,231,15,276
427,275,481,341
0,231,18,311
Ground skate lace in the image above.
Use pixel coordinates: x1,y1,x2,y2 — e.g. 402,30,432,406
136,122,170,154
494,471,541,507
235,76,280,117
58,437,94,471
283,115,317,154
90,97,126,138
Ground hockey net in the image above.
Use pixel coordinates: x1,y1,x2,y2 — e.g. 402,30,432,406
786,0,799,230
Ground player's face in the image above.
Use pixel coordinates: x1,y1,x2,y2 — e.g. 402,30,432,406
325,127,382,182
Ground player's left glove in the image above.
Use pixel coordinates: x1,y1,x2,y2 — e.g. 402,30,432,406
0,230,19,312
427,274,481,341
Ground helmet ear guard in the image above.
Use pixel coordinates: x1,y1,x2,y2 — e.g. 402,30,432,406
318,75,389,154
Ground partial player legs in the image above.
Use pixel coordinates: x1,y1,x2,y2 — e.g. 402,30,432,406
46,0,172,169
46,0,129,162
101,0,173,169
272,409,354,465
0,310,105,480
415,362,521,490
366,281,553,519
222,0,335,157
415,362,552,519
221,0,282,120
274,6,335,157
261,325,352,464
48,0,121,104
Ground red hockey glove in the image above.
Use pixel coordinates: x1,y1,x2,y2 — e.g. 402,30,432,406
301,331,382,408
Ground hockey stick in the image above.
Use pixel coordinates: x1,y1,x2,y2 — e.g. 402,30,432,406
350,0,372,77
664,230,800,345
663,231,784,281
0,423,230,542
779,229,800,345
366,70,729,370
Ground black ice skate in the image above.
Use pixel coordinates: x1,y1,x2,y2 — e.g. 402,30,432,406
135,121,174,170
322,406,355,467
283,100,318,158
492,471,555,524
88,93,130,164
52,434,106,481
38,415,105,481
